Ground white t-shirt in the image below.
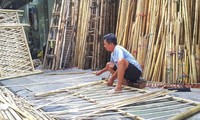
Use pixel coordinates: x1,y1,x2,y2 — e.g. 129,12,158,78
110,45,142,72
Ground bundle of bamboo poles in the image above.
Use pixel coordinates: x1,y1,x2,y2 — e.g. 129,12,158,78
44,0,118,70
73,0,118,69
115,0,200,84
43,0,78,70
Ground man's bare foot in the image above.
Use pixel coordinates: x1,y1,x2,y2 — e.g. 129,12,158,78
114,86,122,91
106,89,121,94
122,79,128,85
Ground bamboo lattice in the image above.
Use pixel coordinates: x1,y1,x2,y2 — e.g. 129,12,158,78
0,10,19,23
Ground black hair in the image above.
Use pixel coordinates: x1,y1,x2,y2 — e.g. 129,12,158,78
103,33,117,45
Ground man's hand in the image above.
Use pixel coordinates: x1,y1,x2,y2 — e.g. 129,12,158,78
95,71,101,76
107,79,114,86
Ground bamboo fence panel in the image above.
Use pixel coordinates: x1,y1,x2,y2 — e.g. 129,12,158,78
0,10,41,80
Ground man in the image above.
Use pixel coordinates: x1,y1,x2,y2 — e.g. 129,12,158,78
96,33,145,92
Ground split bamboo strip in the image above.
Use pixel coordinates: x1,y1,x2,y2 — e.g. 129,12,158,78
35,80,104,97
170,95,200,105
120,100,182,110
148,114,177,120
44,71,86,75
125,102,193,113
54,114,137,120
139,106,193,117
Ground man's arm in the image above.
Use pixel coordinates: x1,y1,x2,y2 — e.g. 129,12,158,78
96,62,115,75
95,67,107,75
107,70,117,86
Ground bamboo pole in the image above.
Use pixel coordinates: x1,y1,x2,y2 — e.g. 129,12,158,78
169,104,200,120
122,0,135,48
116,0,129,46
52,0,66,70
196,45,200,82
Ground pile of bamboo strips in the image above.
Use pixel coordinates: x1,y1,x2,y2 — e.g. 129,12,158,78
0,86,53,120
115,0,200,83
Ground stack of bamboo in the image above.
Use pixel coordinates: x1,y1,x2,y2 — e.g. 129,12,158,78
73,0,118,70
115,0,200,83
43,0,76,70
44,0,118,70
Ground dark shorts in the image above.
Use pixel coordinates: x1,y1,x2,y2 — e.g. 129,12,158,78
113,63,141,83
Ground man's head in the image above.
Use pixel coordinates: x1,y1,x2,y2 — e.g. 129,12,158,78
103,33,117,52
